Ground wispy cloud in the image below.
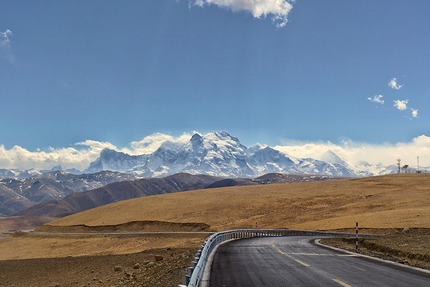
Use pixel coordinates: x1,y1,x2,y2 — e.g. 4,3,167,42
0,29,12,47
388,77,403,90
0,29,15,62
367,95,384,104
393,99,408,111
369,78,421,119
127,132,192,155
189,0,294,28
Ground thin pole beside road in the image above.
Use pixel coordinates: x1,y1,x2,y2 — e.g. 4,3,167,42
356,222,359,252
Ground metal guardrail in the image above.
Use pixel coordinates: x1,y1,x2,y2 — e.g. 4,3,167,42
178,228,377,287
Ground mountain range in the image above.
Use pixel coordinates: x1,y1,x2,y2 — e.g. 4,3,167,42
85,131,398,178
0,171,138,216
0,131,401,180
0,131,402,217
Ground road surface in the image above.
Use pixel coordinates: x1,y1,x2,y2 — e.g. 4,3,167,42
209,236,430,287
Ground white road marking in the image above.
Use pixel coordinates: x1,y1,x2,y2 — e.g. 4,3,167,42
333,278,353,287
272,242,310,267
295,259,310,267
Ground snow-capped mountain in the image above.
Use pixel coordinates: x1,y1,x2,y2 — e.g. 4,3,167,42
85,149,148,174
0,166,82,179
0,168,44,179
85,131,397,178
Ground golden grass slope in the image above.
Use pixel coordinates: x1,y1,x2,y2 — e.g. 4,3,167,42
50,174,430,231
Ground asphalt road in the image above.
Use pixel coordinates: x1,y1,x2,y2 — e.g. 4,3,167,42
209,236,430,287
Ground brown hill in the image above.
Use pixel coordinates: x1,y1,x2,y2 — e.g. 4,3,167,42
205,173,343,188
16,172,345,218
205,178,259,188
48,174,430,231
254,173,341,184
16,173,222,217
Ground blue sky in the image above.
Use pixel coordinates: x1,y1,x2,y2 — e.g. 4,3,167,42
1,1,429,170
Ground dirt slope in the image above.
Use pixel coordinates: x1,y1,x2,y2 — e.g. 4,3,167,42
0,216,58,239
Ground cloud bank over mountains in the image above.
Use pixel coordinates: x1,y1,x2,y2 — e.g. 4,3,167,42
275,135,430,170
190,0,294,28
1,133,429,171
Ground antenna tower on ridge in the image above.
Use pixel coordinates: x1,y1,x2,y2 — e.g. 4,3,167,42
397,158,401,174
417,156,420,173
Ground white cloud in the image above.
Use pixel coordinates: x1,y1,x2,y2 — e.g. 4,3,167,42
0,140,122,171
393,99,408,111
75,139,118,151
189,0,294,28
367,95,384,104
388,77,403,90
0,29,15,62
0,29,12,47
275,135,430,167
411,108,418,118
0,145,93,171
126,132,192,155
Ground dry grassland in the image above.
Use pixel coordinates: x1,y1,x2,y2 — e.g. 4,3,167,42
1,174,428,260
0,232,207,260
49,173,430,231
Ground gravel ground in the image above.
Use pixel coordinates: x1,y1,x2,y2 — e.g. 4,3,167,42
320,228,430,270
0,248,195,287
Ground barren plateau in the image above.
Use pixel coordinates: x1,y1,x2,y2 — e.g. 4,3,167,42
0,174,428,286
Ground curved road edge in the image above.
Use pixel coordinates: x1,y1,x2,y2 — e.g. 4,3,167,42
314,239,430,275
200,238,235,287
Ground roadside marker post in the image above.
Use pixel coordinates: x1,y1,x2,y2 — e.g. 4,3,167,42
356,222,359,252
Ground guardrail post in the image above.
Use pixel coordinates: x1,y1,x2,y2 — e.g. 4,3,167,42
183,274,190,285
188,267,193,277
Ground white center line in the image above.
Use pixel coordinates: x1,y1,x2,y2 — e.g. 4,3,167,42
271,242,310,267
295,259,310,267
333,278,353,287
